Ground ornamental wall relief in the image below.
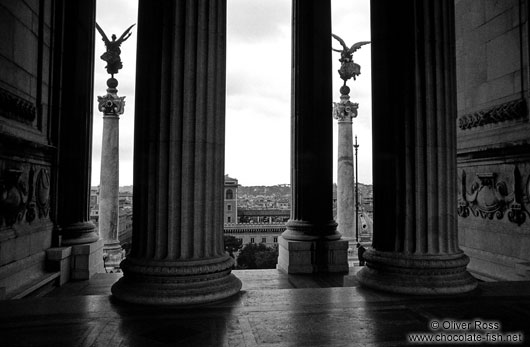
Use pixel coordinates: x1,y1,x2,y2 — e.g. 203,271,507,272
458,167,529,226
0,166,51,228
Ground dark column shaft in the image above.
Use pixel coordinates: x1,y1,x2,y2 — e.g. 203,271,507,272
111,0,241,305
54,0,98,245
357,0,476,294
283,0,339,241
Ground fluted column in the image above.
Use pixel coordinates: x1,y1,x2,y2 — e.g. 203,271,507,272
277,0,348,273
357,0,477,294
111,0,241,305
55,0,98,246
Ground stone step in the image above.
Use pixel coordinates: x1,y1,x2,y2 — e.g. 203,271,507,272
9,272,60,300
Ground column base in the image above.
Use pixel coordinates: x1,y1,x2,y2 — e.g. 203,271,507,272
111,255,242,305
60,221,99,246
277,236,349,274
70,239,104,280
357,249,478,295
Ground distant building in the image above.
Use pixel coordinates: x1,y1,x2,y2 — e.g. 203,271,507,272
90,187,100,224
224,175,238,224
89,186,133,250
223,176,287,248
224,224,284,248
237,209,290,224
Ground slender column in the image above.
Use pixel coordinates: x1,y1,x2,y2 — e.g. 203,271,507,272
98,79,125,269
55,0,99,246
111,0,241,305
333,95,358,240
357,0,477,294
278,0,348,274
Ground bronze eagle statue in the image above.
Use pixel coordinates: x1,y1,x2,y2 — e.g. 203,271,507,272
332,34,370,63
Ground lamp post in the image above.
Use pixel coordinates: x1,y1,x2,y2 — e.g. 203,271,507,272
354,135,359,242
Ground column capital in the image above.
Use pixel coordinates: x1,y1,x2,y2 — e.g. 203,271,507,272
333,98,358,122
97,78,125,116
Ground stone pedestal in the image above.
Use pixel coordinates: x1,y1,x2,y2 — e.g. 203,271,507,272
278,0,348,274
111,0,241,305
357,0,477,294
46,247,72,285
70,239,104,280
278,237,349,273
98,80,125,272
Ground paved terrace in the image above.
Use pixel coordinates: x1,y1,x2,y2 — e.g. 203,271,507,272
1,269,529,346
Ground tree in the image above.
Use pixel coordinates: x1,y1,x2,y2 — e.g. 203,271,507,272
236,243,278,269
224,235,242,259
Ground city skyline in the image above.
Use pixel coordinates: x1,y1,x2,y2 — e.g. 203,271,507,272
91,0,372,187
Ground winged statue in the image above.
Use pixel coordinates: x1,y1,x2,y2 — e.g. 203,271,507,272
95,23,135,75
332,34,370,63
332,34,370,82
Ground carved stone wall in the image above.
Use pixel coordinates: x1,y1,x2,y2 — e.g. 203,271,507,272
0,0,57,296
455,0,530,281
456,160,530,281
0,164,50,228
0,145,54,265
0,1,53,144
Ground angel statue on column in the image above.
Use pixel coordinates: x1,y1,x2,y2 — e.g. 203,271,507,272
95,23,135,76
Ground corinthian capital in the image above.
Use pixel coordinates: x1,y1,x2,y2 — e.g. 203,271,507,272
333,100,358,121
98,93,126,116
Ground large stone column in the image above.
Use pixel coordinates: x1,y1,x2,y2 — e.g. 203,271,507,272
333,94,358,240
111,0,241,305
98,79,125,270
53,0,103,279
357,0,477,294
55,0,99,247
277,0,348,274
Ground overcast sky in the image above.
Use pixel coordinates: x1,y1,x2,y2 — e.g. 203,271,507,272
92,0,371,187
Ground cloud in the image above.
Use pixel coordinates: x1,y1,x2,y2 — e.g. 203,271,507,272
92,0,373,187
225,108,290,186
227,0,291,43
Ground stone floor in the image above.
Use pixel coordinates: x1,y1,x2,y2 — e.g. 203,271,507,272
1,268,529,346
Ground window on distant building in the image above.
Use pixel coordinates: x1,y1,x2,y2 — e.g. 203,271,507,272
250,237,254,243
261,237,266,243
227,216,231,223
227,204,231,211
226,189,233,200
273,237,278,243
